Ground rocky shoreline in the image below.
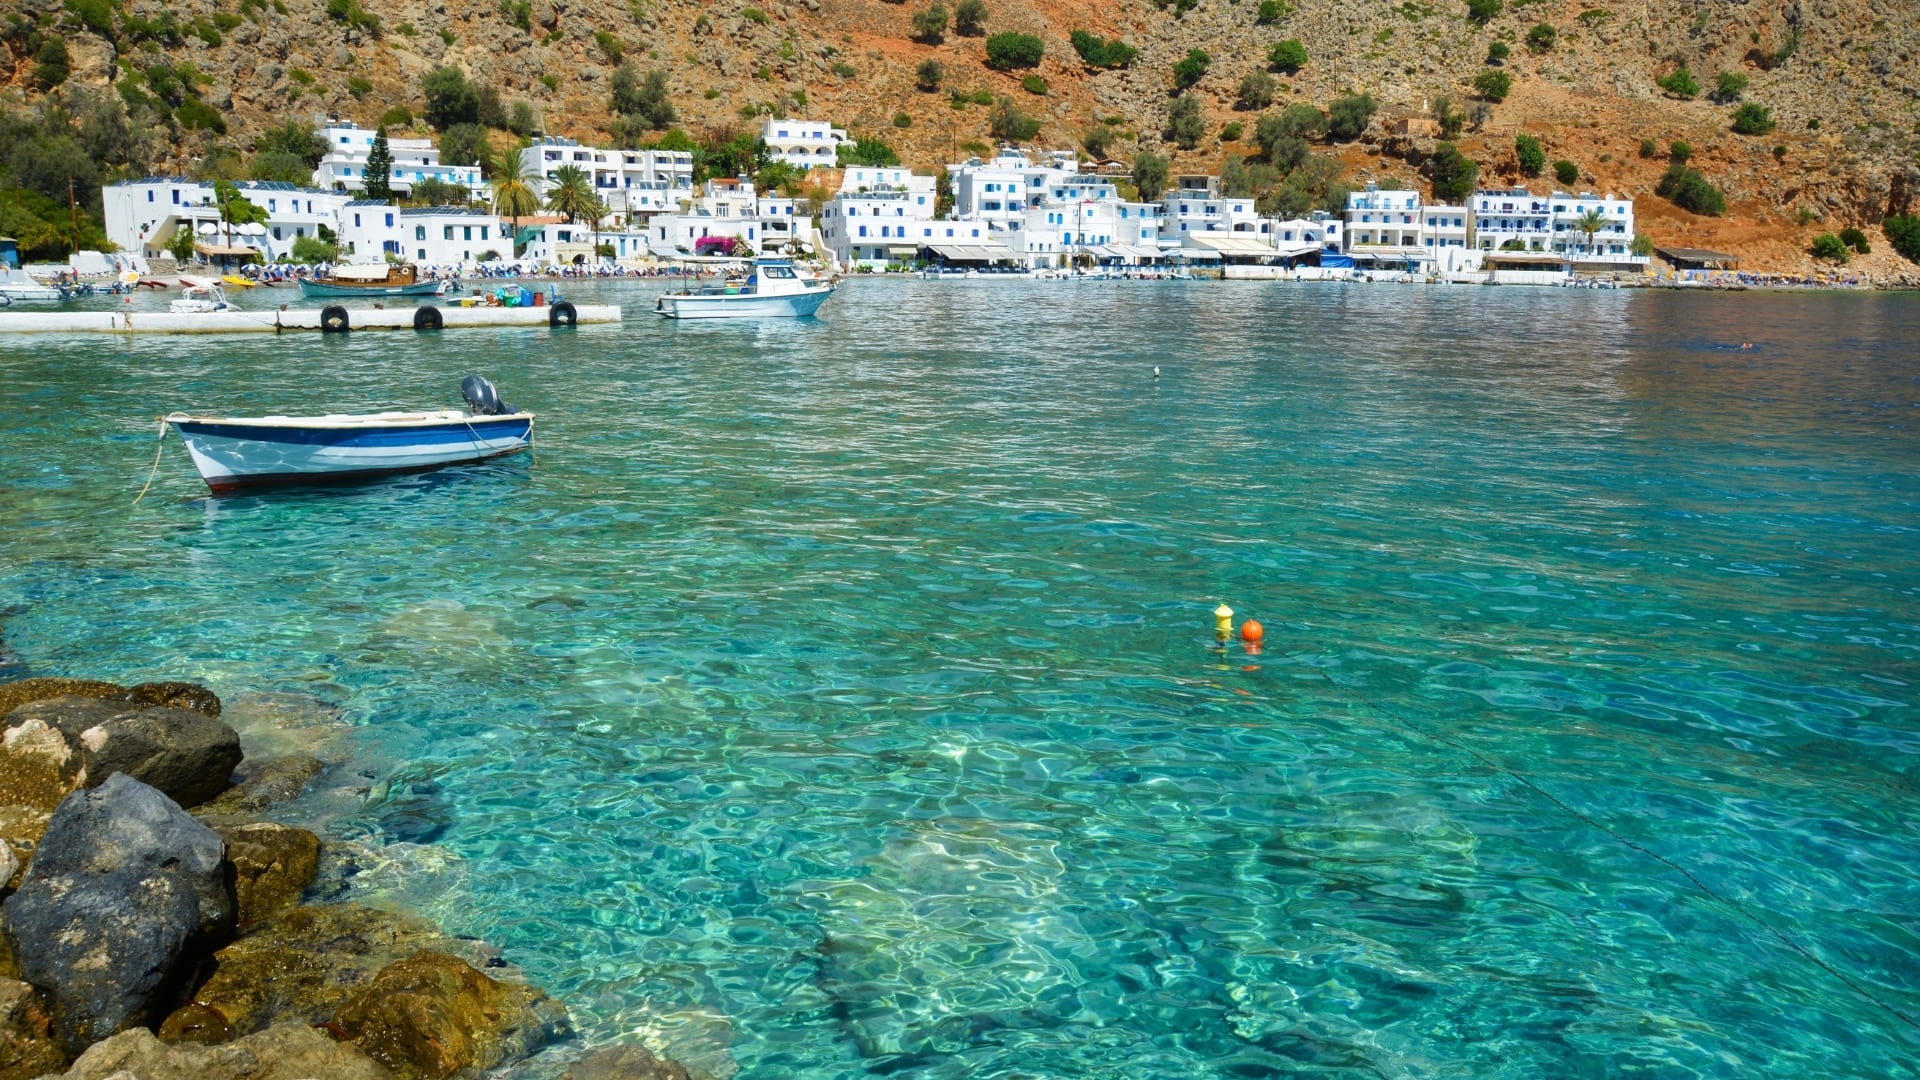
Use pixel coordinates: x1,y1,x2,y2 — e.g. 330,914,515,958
0,677,690,1080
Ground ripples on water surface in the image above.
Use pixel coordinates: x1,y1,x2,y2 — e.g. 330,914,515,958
3,282,1918,1077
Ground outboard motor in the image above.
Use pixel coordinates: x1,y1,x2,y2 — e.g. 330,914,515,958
460,374,518,416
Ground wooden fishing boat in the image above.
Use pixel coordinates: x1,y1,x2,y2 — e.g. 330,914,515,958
297,263,449,300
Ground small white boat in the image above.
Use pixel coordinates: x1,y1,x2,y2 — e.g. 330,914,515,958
0,266,61,304
170,277,235,314
164,376,533,493
654,258,836,319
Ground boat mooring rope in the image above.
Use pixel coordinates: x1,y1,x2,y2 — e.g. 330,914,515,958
130,417,170,506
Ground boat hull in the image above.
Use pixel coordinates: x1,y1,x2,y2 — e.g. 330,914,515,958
297,279,448,300
169,412,533,493
654,285,833,319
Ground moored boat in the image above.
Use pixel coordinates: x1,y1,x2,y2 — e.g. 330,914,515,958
170,277,235,313
164,375,532,493
654,257,836,319
0,266,61,303
297,263,449,300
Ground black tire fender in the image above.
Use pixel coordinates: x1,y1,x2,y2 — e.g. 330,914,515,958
413,305,444,331
549,300,578,328
320,304,350,333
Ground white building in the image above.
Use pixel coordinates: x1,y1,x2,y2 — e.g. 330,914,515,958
818,166,938,267
1546,190,1637,259
312,120,485,199
646,177,765,256
1343,184,1424,248
335,203,506,265
758,117,850,171
1470,187,1554,253
102,178,352,262
1159,175,1266,245
520,136,694,223
1271,213,1343,253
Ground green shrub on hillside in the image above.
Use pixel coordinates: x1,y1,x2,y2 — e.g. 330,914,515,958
1267,39,1308,73
1810,233,1848,263
1713,70,1748,102
1327,93,1377,140
1486,41,1509,63
1166,92,1206,148
953,0,986,35
1472,69,1512,101
1837,226,1869,253
916,58,944,91
1429,142,1478,201
1884,215,1920,262
1514,133,1545,175
1467,0,1501,22
984,31,1043,69
1021,73,1047,95
1173,48,1211,89
1730,101,1775,134
1237,70,1275,110
1526,22,1555,51
988,96,1041,141
1553,159,1578,183
1256,0,1291,23
1656,162,1725,215
911,5,948,42
1657,67,1699,98
1070,30,1137,68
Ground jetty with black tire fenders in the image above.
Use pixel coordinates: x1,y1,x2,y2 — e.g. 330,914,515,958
0,300,618,335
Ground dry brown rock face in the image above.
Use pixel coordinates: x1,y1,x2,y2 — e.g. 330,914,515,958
329,950,571,1080
44,1022,394,1080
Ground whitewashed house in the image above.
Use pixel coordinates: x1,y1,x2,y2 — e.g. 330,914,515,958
102,178,352,262
1471,187,1555,253
759,117,850,170
646,177,766,256
520,136,694,223
1161,175,1266,247
312,120,485,199
335,204,505,265
818,166,938,267
1548,191,1639,262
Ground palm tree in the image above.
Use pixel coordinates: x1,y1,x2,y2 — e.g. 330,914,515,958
1574,208,1608,255
544,165,600,226
490,146,540,257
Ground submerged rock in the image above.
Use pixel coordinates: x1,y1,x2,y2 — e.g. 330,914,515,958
1,773,235,1054
218,823,321,926
4,696,242,809
158,903,463,1043
330,950,570,1080
46,1022,392,1080
559,1043,693,1080
194,755,326,819
0,976,67,1080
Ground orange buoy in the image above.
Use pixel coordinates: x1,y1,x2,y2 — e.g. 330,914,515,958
1240,619,1264,643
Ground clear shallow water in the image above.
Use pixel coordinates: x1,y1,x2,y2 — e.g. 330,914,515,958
2,281,1918,1077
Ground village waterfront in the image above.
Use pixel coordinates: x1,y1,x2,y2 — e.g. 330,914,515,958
3,280,1918,1077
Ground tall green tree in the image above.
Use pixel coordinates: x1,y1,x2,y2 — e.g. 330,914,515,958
544,164,600,224
422,66,481,129
362,127,394,202
1131,150,1170,201
1166,93,1205,149
611,64,677,130
490,146,541,244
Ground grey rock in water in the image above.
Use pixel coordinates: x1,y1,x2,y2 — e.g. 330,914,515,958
46,1021,393,1079
560,1043,693,1080
5,696,242,809
1,773,235,1054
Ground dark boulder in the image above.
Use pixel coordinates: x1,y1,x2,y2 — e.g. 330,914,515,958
4,696,242,809
0,773,235,1054
330,950,570,1080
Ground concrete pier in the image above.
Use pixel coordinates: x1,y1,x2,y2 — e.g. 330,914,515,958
0,303,620,335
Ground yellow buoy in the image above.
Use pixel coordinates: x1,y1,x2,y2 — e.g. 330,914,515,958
1214,603,1234,640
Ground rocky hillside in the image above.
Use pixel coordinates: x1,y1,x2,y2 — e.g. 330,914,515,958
4,0,1919,274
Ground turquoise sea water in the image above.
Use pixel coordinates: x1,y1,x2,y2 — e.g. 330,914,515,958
2,281,1918,1077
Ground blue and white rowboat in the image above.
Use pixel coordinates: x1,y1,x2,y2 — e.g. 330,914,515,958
166,398,533,494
